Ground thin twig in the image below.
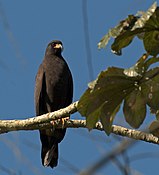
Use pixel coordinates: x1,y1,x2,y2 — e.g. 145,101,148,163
78,139,135,175
82,0,94,81
0,1,26,65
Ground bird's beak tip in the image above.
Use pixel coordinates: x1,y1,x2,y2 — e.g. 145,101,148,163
54,44,63,50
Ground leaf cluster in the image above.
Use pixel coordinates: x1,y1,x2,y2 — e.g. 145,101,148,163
78,2,159,135
98,2,159,56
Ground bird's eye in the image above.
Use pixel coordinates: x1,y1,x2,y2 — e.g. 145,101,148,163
51,43,56,47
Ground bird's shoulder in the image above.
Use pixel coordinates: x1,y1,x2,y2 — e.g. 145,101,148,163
43,55,65,65
35,63,44,85
42,55,71,75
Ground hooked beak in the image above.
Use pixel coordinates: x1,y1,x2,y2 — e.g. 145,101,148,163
54,43,63,51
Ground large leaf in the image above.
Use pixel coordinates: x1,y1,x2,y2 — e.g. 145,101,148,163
123,54,159,77
80,2,159,134
123,54,149,77
100,104,121,135
141,67,159,111
78,67,138,134
78,55,159,132
144,56,159,71
111,2,158,55
142,7,159,56
111,28,143,55
132,2,157,30
143,30,159,56
149,120,159,137
99,2,157,55
143,6,159,30
123,89,146,128
123,57,159,128
98,15,137,51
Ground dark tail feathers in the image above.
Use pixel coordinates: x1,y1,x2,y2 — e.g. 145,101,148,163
41,144,58,168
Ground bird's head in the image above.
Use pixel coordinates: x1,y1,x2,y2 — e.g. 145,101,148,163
45,40,63,56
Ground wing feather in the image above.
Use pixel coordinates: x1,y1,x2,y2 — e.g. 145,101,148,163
34,64,45,115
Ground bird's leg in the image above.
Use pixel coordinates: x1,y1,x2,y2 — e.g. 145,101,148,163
61,117,69,127
50,116,70,129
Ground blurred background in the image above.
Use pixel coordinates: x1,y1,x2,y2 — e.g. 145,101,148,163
0,1,159,174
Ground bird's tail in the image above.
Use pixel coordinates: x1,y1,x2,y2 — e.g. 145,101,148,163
39,128,66,168
41,143,58,168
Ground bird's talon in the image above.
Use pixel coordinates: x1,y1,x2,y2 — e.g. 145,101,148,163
61,117,70,128
50,120,55,126
50,117,69,128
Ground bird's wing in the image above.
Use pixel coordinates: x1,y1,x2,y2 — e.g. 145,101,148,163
67,70,73,105
34,64,45,115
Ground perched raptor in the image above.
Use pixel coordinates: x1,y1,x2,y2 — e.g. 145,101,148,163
34,40,73,168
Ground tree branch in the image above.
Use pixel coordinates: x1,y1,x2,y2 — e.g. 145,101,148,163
0,101,158,146
0,101,78,133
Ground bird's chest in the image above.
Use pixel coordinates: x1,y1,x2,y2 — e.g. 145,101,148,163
43,58,68,95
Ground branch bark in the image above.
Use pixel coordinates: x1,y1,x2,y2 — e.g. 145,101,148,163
0,101,78,133
0,101,158,146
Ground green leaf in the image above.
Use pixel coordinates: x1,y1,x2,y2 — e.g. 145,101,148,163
141,67,159,111
123,54,159,77
132,2,157,30
143,31,159,56
137,6,159,56
123,54,149,77
156,111,159,120
144,6,159,29
111,3,158,56
100,104,121,135
78,55,159,132
98,2,158,55
88,79,97,90
123,89,146,128
86,104,102,130
111,28,144,55
149,120,159,137
144,56,159,71
140,6,159,56
78,67,136,134
98,15,137,50
97,32,111,50
123,56,159,124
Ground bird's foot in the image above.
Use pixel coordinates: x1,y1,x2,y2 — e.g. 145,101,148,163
50,117,69,129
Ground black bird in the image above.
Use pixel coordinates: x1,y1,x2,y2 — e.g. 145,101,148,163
34,40,73,168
